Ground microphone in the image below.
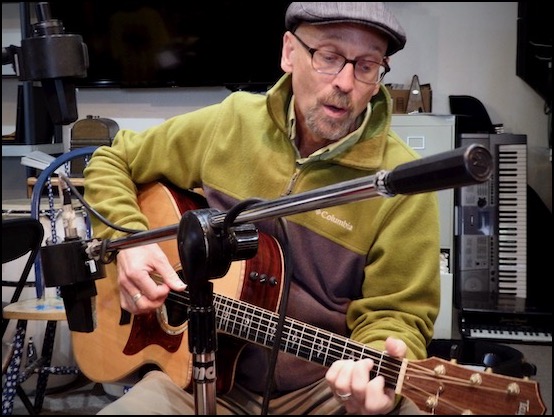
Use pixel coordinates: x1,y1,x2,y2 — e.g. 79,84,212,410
376,143,492,196
60,176,79,240
10,2,88,125
40,174,105,333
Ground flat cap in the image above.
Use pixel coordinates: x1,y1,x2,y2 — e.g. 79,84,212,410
285,2,406,56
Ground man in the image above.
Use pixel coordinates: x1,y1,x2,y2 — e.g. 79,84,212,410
86,2,440,414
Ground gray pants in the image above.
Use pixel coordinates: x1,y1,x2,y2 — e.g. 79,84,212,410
98,370,423,415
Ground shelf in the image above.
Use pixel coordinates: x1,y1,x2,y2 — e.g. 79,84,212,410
2,143,64,157
26,176,84,198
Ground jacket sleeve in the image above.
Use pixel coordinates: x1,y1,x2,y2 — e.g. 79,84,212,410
347,190,441,360
83,105,219,240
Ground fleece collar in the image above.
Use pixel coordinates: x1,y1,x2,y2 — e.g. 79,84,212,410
266,74,393,171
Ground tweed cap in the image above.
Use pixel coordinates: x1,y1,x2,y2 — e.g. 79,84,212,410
285,2,406,56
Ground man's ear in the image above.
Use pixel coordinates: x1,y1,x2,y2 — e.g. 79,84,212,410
281,31,294,73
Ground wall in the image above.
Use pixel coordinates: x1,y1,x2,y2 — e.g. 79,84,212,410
2,2,551,211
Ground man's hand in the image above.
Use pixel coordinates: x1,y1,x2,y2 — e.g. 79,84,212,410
325,337,407,415
115,244,186,314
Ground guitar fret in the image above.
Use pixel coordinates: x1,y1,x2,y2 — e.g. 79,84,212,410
297,324,321,364
238,304,252,339
259,309,275,346
287,321,321,364
217,296,233,332
249,306,262,344
308,327,325,363
287,318,330,366
283,322,300,356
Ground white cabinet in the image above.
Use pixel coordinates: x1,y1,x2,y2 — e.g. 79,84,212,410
2,144,64,200
391,114,456,271
391,114,456,340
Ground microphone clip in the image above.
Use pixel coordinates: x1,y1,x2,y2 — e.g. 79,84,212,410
41,238,106,333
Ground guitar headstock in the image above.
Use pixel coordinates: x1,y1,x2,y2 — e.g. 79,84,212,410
401,356,546,415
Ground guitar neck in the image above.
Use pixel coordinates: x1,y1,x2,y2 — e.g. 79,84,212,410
182,291,546,414
212,292,406,392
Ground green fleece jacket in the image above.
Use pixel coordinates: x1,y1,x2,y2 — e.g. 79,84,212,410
84,73,440,393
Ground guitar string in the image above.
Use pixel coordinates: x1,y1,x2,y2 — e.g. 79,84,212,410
168,290,403,381
218,294,404,375
402,361,538,414
399,369,533,415
166,291,537,414
166,290,403,385
407,360,533,395
192,290,472,407
174,289,403,379
398,381,465,415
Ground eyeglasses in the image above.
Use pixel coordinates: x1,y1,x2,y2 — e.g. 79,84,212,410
292,33,390,85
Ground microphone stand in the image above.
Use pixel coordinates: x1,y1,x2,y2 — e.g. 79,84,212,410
46,144,492,415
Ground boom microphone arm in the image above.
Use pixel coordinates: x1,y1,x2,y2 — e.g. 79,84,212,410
91,143,492,256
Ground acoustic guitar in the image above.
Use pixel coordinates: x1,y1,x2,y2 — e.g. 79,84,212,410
71,182,546,415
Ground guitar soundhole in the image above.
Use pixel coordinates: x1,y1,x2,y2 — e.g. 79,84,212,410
165,292,189,327
160,269,188,327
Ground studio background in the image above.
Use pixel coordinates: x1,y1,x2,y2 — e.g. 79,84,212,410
2,2,552,415
2,2,551,209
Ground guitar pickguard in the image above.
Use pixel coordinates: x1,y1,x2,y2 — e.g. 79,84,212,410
123,312,183,355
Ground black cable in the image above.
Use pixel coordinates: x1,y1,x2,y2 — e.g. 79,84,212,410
221,198,294,415
223,197,263,231
59,173,140,234
260,216,292,415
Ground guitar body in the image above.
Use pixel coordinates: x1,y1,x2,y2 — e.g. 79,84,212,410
71,182,284,389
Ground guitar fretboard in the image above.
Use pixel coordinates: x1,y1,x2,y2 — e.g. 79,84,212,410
212,293,405,390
